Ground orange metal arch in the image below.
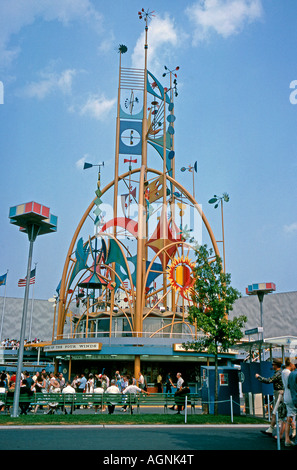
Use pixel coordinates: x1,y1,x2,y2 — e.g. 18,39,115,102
57,167,220,337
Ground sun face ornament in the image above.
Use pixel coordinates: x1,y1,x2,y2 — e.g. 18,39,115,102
167,255,196,301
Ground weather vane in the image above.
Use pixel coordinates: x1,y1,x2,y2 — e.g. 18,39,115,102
138,8,156,23
118,44,128,54
163,65,179,97
162,65,180,79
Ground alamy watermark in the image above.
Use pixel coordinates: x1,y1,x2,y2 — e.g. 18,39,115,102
0,81,3,104
289,80,297,105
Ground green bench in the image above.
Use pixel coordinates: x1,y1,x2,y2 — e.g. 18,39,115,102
0,391,201,415
135,393,201,414
0,392,134,414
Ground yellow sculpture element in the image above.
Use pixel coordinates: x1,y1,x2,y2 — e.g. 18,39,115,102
167,256,196,300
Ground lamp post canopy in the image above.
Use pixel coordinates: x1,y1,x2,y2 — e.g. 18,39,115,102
246,282,276,296
9,201,57,237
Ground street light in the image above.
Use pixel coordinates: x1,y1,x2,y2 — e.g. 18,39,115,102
8,201,57,417
246,283,276,341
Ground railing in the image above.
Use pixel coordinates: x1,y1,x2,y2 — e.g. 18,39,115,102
53,331,203,341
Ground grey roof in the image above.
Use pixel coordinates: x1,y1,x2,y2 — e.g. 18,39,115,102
1,291,296,342
229,290,297,338
0,297,72,342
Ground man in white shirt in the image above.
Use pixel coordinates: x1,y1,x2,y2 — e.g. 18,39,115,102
105,379,121,414
62,381,75,414
138,372,145,390
169,373,184,411
62,381,76,394
176,372,184,390
122,378,149,414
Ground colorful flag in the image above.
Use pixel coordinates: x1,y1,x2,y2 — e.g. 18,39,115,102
18,268,36,287
0,273,7,286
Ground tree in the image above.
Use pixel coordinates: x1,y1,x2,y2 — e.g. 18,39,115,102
184,244,247,415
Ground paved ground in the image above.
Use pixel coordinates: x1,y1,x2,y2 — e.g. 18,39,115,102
0,424,294,452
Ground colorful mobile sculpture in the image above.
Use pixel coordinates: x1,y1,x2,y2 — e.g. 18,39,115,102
56,10,221,374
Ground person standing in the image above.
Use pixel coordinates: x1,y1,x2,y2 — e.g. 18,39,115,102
281,358,296,446
138,371,145,390
85,373,95,393
114,371,122,391
176,372,184,390
156,373,163,393
174,381,190,414
165,372,175,394
255,358,284,436
288,363,297,409
58,373,65,390
169,373,185,411
77,373,87,393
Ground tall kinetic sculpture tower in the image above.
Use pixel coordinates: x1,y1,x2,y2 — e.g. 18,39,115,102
56,10,221,377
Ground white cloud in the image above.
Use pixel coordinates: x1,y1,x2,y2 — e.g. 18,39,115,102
20,67,77,99
132,14,183,72
186,0,263,44
77,94,116,120
0,0,103,68
284,222,297,235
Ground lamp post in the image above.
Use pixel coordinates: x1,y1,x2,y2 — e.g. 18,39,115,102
246,283,276,342
9,201,57,417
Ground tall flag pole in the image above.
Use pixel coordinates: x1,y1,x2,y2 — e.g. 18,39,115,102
28,262,37,341
0,270,8,341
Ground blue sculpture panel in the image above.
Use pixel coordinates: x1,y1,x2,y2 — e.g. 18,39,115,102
119,120,142,155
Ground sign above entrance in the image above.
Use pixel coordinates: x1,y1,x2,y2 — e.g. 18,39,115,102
44,343,102,352
173,344,199,353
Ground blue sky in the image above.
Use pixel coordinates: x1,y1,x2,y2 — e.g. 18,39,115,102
0,0,297,302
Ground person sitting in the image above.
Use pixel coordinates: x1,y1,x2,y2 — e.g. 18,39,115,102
122,378,150,414
105,380,121,414
19,379,34,415
62,381,76,414
0,380,6,412
94,380,105,414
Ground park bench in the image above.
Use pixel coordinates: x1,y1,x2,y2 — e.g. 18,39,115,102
135,393,201,414
0,391,201,415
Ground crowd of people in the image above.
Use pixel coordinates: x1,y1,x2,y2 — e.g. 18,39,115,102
0,368,189,415
1,338,43,349
255,357,297,447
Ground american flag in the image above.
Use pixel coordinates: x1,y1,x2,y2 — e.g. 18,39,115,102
18,268,36,287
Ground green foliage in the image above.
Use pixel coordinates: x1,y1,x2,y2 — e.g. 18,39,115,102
184,244,247,354
184,244,247,415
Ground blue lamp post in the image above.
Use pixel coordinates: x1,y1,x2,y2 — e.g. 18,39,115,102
9,202,57,417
